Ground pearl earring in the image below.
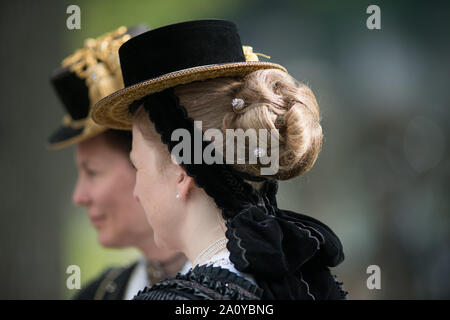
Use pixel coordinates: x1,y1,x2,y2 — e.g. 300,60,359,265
176,193,180,199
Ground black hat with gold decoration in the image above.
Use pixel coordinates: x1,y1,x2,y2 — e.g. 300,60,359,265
48,25,148,149
92,19,286,130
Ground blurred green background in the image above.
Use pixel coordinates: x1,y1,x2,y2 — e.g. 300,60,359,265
0,0,449,299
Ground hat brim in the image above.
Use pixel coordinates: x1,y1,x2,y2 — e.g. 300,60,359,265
47,122,107,150
92,61,287,130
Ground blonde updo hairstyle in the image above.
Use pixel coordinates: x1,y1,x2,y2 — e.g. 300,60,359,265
134,68,322,182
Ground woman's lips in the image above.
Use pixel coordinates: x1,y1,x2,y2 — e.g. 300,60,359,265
89,214,107,228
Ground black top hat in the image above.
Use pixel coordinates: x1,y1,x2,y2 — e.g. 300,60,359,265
92,19,287,130
48,25,149,149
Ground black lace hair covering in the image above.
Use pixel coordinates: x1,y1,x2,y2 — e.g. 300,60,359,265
129,88,347,300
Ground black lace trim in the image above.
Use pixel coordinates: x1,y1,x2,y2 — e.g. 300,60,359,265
134,265,262,300
333,274,349,299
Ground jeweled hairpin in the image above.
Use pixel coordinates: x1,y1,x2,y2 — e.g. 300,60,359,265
232,98,245,111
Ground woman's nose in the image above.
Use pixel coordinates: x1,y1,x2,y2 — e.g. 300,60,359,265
72,177,90,206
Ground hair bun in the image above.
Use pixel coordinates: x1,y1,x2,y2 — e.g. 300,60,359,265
237,69,323,180
174,68,323,181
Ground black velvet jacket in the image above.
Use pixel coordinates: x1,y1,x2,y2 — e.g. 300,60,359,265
74,262,138,300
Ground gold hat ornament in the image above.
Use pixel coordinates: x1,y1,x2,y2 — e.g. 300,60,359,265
48,25,148,149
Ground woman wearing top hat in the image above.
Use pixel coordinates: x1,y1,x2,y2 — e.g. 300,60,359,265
49,25,188,300
93,19,347,300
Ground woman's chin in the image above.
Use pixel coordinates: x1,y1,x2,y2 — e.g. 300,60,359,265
97,231,123,248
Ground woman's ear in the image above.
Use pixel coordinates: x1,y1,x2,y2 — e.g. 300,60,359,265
175,166,194,201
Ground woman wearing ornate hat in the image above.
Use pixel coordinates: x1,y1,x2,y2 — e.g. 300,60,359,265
93,19,347,300
49,25,188,300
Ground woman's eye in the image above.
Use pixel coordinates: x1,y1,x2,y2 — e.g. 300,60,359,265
85,168,98,177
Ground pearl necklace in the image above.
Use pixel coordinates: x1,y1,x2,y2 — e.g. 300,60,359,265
192,237,228,267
